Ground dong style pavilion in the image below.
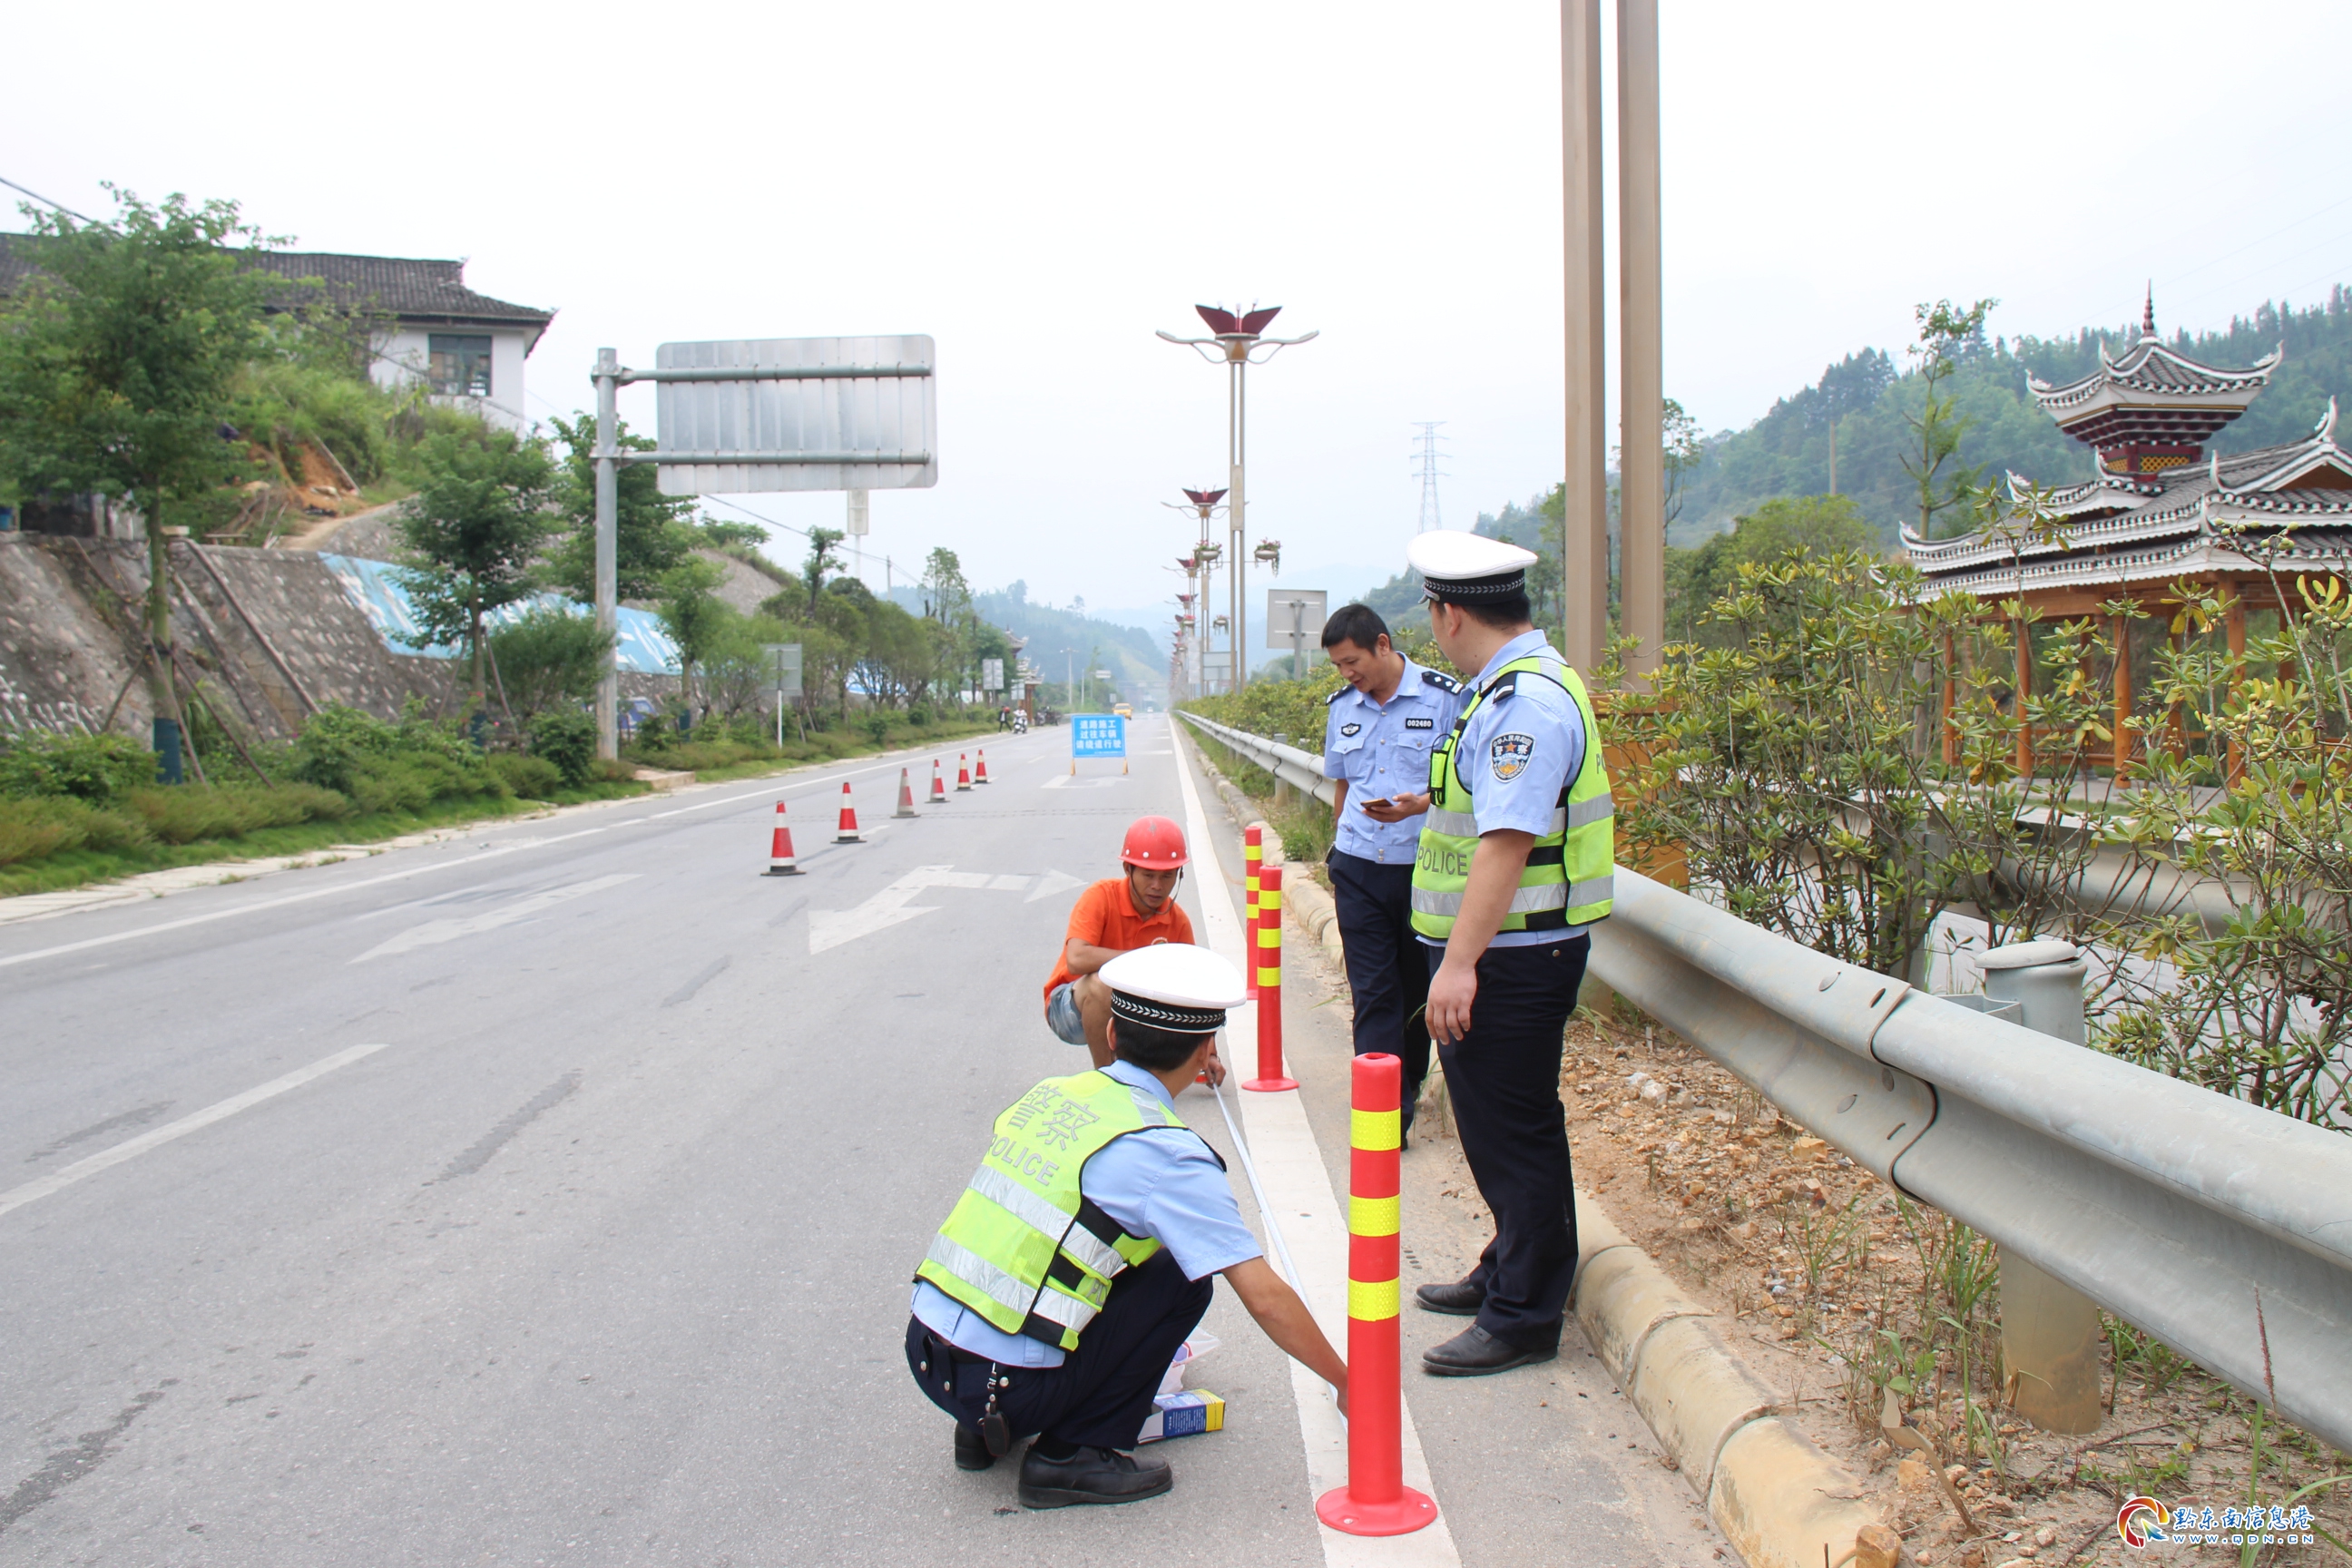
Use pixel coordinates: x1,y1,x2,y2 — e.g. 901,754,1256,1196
1902,299,2352,778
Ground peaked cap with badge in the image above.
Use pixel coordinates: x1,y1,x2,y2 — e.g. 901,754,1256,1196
1099,945,1245,1035
1406,530,1540,604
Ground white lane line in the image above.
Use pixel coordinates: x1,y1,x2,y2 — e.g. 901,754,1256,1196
0,1043,395,1223
1170,729,1460,1566
0,828,610,972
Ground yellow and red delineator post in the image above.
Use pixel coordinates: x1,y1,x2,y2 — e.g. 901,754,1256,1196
1243,827,1263,999
1317,1050,1438,1535
1243,866,1297,1092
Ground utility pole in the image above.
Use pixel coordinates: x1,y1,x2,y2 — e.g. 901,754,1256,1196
1562,0,1609,671
1617,0,1664,681
1159,306,1316,693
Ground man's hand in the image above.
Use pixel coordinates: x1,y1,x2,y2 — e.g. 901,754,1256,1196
1200,1044,1228,1087
1426,956,1477,1044
1358,790,1431,824
1222,1257,1348,1414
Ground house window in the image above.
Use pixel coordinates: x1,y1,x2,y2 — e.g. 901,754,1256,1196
427,334,494,397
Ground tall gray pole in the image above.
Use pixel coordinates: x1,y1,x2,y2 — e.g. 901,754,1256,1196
1230,357,1248,693
593,348,620,760
1562,0,1610,671
1618,0,1664,680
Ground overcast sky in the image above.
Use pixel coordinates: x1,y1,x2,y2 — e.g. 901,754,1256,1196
12,0,2351,628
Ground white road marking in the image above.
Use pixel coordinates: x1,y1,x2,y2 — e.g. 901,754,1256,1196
807,865,1050,954
1170,728,1461,1567
0,828,612,973
0,1042,395,1223
1024,868,1083,904
352,875,640,962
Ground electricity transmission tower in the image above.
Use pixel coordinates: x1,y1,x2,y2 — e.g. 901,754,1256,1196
1412,422,1449,532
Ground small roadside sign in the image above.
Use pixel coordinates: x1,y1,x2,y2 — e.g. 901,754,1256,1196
1071,714,1128,771
764,642,803,699
982,657,1005,693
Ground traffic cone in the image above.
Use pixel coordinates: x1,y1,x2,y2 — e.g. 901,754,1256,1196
927,760,949,804
956,753,974,791
764,800,802,876
974,750,991,784
834,779,864,842
894,767,918,818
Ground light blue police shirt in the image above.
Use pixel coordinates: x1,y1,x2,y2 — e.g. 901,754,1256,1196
1417,628,1589,952
1321,658,1465,865
910,1059,1262,1367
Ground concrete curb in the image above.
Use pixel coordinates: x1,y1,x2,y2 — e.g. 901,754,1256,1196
1573,1197,1882,1568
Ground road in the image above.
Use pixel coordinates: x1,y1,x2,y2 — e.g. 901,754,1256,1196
1,718,1716,1567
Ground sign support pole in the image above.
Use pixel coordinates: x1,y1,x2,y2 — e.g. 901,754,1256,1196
593,348,621,761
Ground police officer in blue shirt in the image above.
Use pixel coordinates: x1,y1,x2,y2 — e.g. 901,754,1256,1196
1402,530,1614,1378
909,945,1349,1508
1318,603,1464,1139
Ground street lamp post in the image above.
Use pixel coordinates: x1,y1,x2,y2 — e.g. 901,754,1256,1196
1159,306,1316,692
1164,487,1226,694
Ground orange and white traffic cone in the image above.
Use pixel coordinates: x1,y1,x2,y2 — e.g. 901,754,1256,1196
764,799,802,876
974,750,991,784
834,779,865,843
894,767,918,818
956,753,974,791
927,760,949,804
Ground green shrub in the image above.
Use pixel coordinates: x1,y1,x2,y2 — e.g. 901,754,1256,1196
530,709,598,787
0,730,159,801
0,796,152,864
122,783,349,845
491,611,611,721
287,703,503,804
591,756,639,784
489,753,563,799
343,759,438,815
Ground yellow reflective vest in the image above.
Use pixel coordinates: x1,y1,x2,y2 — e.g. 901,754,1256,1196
916,1070,1203,1351
1409,653,1614,938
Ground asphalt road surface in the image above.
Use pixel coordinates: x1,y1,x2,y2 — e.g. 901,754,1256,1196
1,717,1718,1567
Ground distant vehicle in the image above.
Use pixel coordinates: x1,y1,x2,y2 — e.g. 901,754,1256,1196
1112,702,1133,719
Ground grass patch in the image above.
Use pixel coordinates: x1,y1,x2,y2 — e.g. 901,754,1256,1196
0,793,536,899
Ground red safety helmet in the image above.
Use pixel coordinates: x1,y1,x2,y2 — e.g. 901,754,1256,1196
1120,815,1189,869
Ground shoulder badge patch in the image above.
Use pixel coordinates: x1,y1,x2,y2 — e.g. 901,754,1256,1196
1423,670,1463,693
1489,731,1535,781
1404,716,1435,730
1325,685,1348,706
1339,721,1362,738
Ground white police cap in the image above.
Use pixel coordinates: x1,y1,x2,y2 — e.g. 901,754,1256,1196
1406,529,1539,603
1100,945,1246,1034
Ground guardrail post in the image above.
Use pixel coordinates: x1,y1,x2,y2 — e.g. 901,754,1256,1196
1270,732,1292,806
1980,940,2104,1435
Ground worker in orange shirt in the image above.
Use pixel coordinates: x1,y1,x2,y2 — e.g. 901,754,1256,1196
1042,817,1220,1081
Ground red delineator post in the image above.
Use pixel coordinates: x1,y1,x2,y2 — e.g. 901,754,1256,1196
764,799,802,876
956,753,974,790
1243,866,1297,1092
1317,1051,1437,1535
1243,827,1264,999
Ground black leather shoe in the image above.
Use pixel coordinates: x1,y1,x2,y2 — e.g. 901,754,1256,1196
1421,1322,1559,1377
954,1423,995,1472
1414,1278,1485,1316
1017,1445,1173,1508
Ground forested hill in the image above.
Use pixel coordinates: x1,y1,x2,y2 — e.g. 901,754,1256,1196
1675,287,2352,546
891,582,1166,701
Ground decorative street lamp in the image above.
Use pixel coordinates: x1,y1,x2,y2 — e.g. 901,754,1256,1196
1159,305,1317,691
1165,487,1228,694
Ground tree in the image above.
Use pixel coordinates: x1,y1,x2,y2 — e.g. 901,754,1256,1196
919,545,973,622
0,189,279,780
1661,397,1704,524
1902,297,1997,538
1664,495,1878,644
486,608,612,722
396,426,558,710
543,413,694,601
804,526,845,613
654,557,730,713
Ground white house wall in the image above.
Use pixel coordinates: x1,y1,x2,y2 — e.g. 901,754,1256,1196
368,327,533,431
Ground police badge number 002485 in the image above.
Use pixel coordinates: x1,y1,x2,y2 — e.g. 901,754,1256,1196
1488,732,1535,781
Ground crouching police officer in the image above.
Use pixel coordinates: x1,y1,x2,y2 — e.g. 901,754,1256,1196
907,945,1348,1508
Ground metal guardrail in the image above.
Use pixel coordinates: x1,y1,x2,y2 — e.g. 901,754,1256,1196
1175,710,2352,1454
1177,710,1337,808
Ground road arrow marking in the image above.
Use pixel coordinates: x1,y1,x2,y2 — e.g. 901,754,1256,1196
808,866,1079,953
352,874,639,963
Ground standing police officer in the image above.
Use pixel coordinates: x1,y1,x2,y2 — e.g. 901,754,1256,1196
911,945,1348,1507
1318,603,1463,1141
1403,530,1613,1377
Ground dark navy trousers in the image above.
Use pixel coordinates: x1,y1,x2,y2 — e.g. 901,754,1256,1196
1436,936,1588,1348
1327,850,1433,1133
906,1250,1212,1452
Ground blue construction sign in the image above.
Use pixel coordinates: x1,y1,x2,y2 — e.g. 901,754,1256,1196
1070,713,1127,759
